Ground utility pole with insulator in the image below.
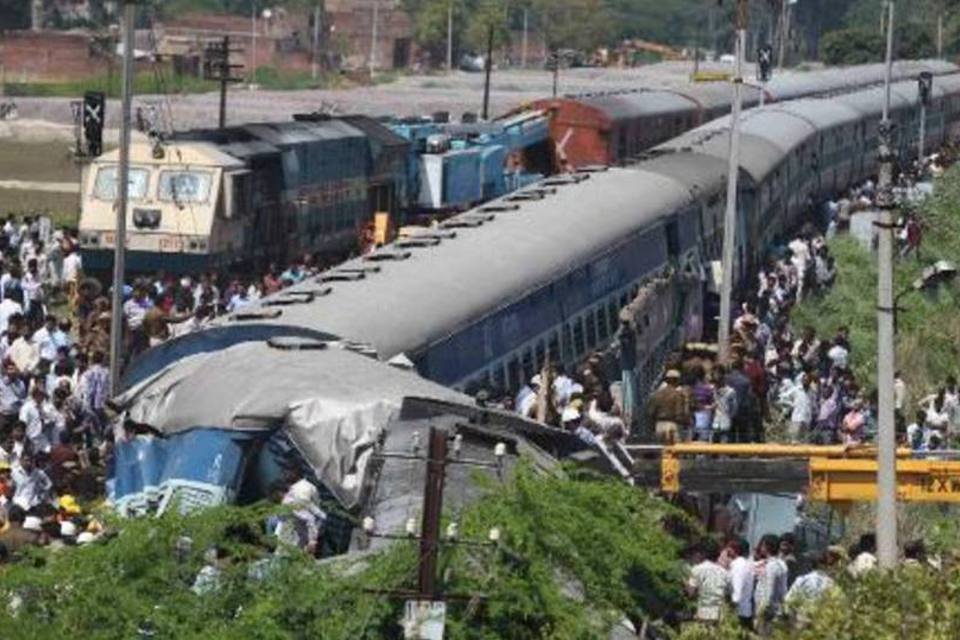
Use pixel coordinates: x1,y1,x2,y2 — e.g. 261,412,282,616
109,0,137,397
205,36,245,129
875,0,898,571
718,0,748,363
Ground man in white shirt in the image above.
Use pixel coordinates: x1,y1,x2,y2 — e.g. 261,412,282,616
0,289,23,336
726,538,756,629
11,452,52,511
827,339,849,371
754,534,789,636
686,537,731,624
31,314,59,362
19,385,55,453
62,246,82,285
785,550,839,628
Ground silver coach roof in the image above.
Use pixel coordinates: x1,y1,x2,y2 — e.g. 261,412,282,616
772,99,863,131
633,151,728,197
767,60,957,101
656,119,787,184
657,75,943,183
189,168,693,363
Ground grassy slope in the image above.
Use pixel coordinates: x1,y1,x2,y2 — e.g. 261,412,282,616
0,141,82,226
791,166,960,406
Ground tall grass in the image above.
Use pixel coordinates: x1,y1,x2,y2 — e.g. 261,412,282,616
792,166,960,406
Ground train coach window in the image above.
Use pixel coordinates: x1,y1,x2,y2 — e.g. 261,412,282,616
159,170,212,204
492,364,505,393
521,348,535,382
562,324,573,362
597,307,609,341
572,318,585,357
224,171,251,219
547,331,560,364
93,166,149,201
585,313,597,348
535,340,546,371
507,357,521,391
608,300,619,331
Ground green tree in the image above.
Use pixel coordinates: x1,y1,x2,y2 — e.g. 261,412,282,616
820,27,885,65
533,0,612,52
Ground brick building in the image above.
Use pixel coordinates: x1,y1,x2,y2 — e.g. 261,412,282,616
325,0,416,70
0,30,105,82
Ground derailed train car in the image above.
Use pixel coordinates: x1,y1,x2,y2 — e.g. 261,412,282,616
530,60,957,169
114,71,960,532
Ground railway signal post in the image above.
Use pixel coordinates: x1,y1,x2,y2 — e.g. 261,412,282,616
875,0,898,570
109,0,137,397
757,44,773,107
718,0,748,362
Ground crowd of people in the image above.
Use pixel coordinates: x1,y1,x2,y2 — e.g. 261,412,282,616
643,225,851,446
684,530,935,634
0,213,332,561
642,169,959,449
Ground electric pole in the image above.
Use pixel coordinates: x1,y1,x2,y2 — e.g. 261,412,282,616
875,0,898,570
482,23,494,120
718,0,748,363
205,37,245,129
251,4,257,85
447,1,454,72
109,0,136,397
777,0,794,70
938,13,944,59
522,8,529,69
312,4,321,81
369,0,380,77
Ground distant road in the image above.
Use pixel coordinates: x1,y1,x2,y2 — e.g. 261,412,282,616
15,61,765,132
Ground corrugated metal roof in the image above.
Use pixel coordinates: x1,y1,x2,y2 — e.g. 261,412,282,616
338,114,410,148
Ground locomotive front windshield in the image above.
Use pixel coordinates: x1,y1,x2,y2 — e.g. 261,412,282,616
158,170,213,204
93,166,149,201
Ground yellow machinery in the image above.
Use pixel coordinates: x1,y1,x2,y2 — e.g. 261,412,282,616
654,443,960,504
